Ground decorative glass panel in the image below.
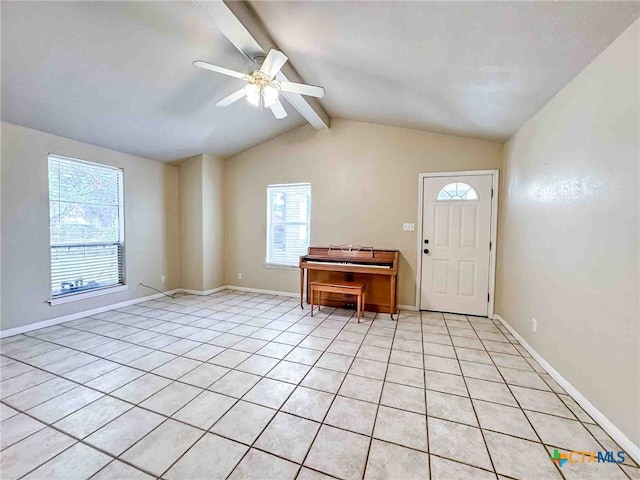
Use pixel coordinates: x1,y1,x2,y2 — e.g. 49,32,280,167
436,182,478,201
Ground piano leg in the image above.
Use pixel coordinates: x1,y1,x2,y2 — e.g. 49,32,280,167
300,268,304,309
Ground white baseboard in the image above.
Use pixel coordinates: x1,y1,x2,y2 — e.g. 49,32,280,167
0,289,179,339
179,286,228,296
225,285,299,298
399,304,418,311
493,314,640,464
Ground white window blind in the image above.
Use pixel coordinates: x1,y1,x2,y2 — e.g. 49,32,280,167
48,154,125,299
266,183,311,266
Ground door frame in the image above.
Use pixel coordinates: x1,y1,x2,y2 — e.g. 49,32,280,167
415,169,499,317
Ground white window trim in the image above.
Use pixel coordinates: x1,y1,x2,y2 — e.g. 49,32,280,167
265,182,311,268
48,153,126,301
48,284,128,306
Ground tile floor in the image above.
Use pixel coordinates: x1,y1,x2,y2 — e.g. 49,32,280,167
0,290,637,480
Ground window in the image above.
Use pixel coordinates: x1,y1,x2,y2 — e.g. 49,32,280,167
48,154,124,299
266,183,311,267
436,182,479,201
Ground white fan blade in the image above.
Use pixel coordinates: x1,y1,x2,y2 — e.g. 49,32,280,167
194,60,247,80
216,88,246,107
260,49,288,78
269,99,288,119
279,81,325,98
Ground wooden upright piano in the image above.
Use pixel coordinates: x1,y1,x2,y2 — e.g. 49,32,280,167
299,245,399,319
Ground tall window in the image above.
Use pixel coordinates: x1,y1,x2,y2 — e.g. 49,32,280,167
266,183,311,267
48,154,124,299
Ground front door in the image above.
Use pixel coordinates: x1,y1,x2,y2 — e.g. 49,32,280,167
420,174,493,316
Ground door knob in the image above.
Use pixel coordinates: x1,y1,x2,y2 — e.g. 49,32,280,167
423,249,429,254
424,239,429,244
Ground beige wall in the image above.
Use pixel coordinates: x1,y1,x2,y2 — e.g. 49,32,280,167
224,119,503,305
496,20,640,445
0,122,180,330
178,154,225,291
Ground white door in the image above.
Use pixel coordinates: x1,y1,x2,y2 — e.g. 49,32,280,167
420,174,493,316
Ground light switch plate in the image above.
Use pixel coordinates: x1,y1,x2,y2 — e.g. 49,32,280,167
403,223,415,231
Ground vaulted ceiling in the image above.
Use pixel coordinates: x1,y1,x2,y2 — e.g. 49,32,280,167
2,1,639,162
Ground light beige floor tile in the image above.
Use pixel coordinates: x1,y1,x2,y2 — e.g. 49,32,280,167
255,412,320,462
427,390,477,426
455,346,493,364
179,362,230,388
211,400,276,444
325,395,378,435
85,366,144,393
54,395,131,439
305,425,370,480
338,374,383,403
237,354,280,376
526,410,602,450
92,460,154,480
229,449,298,480
428,417,492,470
281,386,335,422
0,370,55,398
210,349,252,368
257,342,295,359
423,342,456,358
365,439,429,480
0,362,35,381
140,381,202,415
152,357,201,379
27,385,103,423
85,407,164,456
511,386,574,418
111,373,171,404
0,427,75,480
386,363,425,388
429,455,497,480
460,361,503,382
233,337,269,353
0,414,46,449
380,381,425,414
172,390,236,429
484,431,561,479
425,355,461,375
474,399,538,440
374,405,427,451
300,367,345,394
425,369,468,396
297,467,335,480
266,360,311,383
243,377,295,409
284,346,323,365
0,403,19,421
128,351,176,371
316,352,354,373
466,377,517,406
209,370,261,398
4,377,76,411
499,366,550,390
165,433,248,480
121,419,202,476
22,442,110,480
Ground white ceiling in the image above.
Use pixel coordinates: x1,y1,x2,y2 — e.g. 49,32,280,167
1,1,306,162
249,0,640,141
2,1,639,162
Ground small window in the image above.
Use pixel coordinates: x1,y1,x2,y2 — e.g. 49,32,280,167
436,182,478,201
48,154,125,299
266,183,311,267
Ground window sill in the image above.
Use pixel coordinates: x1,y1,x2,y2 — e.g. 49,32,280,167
264,263,299,270
48,284,128,306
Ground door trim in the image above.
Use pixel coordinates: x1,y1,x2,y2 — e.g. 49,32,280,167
415,170,499,317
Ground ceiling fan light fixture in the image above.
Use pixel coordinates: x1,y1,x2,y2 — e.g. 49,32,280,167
244,83,260,106
263,85,279,107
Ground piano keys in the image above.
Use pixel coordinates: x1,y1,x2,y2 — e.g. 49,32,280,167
299,245,399,319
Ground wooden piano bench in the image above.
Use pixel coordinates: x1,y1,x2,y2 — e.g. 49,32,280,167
309,280,366,323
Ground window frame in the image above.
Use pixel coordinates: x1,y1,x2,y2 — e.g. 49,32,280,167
47,153,126,304
265,182,311,269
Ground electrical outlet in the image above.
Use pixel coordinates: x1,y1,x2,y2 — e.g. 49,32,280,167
237,273,243,280
161,275,166,284
532,318,537,332
403,223,415,231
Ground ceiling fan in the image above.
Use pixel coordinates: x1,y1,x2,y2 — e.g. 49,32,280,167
194,48,325,120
